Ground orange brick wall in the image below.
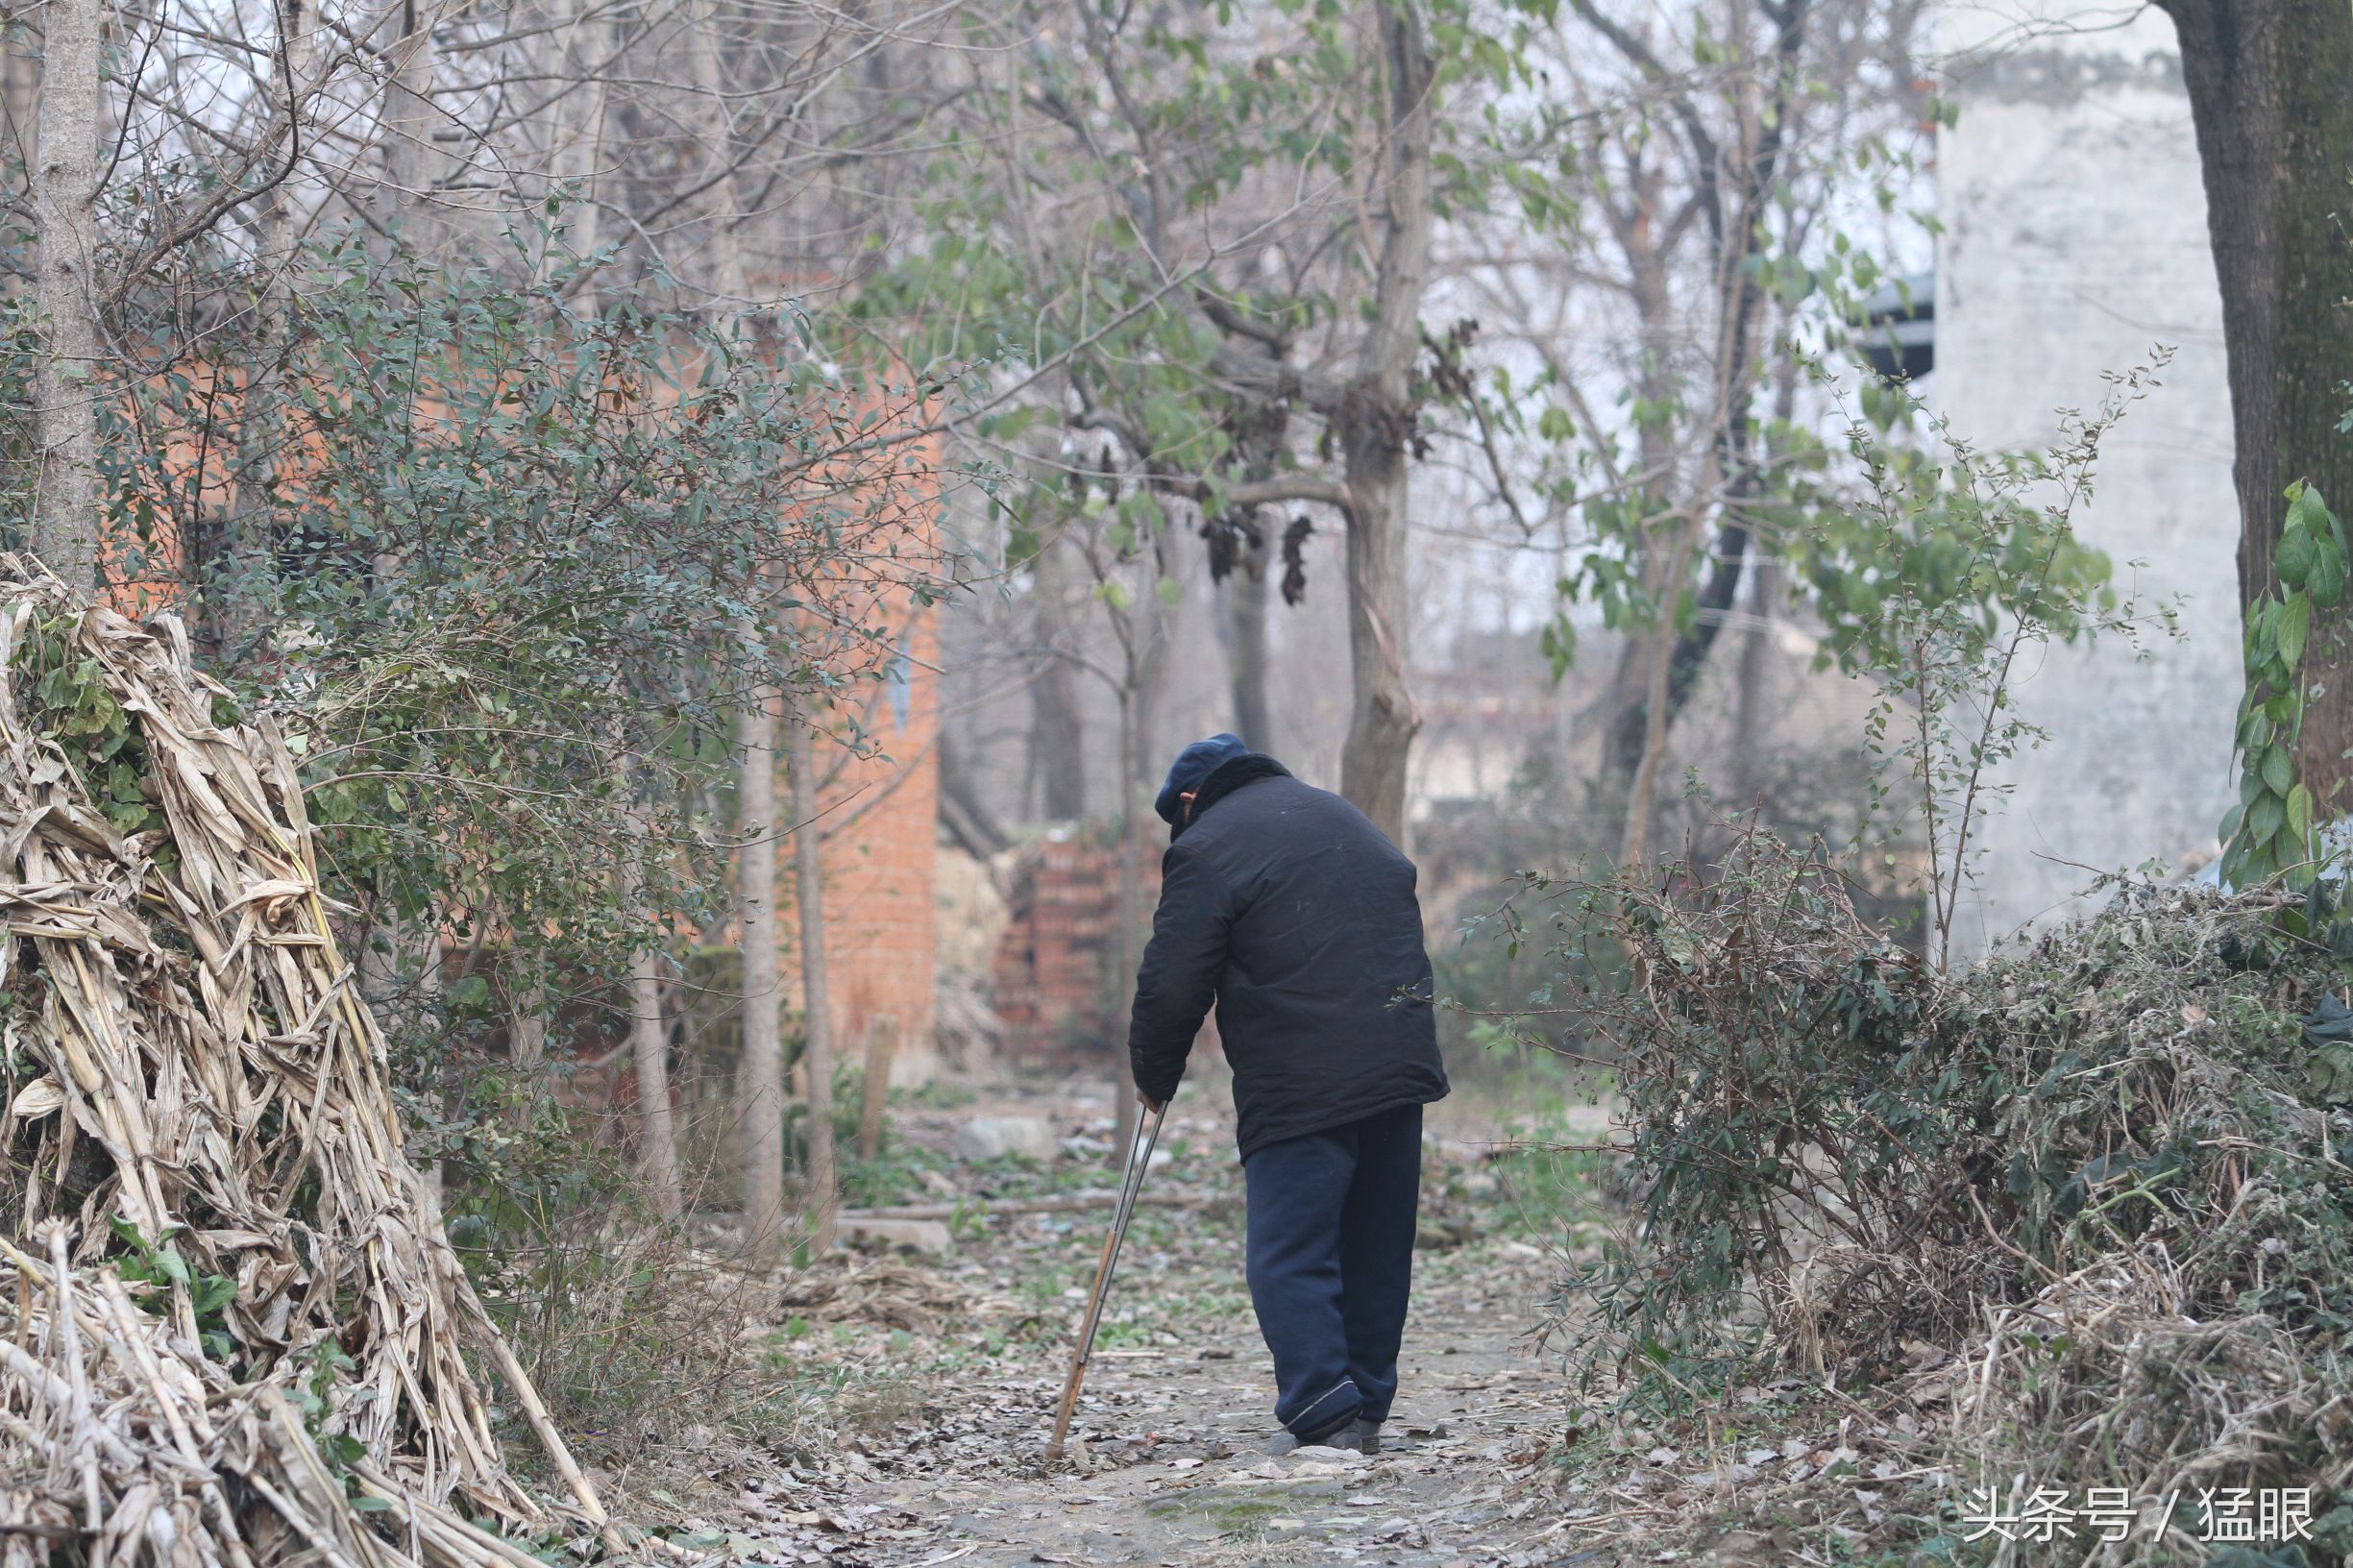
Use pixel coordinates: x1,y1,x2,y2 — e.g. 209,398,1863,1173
110,354,946,1081
773,588,939,1081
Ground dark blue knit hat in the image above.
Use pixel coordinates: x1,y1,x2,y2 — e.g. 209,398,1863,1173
1154,732,1250,824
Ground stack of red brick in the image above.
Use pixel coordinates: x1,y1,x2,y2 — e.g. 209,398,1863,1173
993,833,1228,1068
993,833,1140,1056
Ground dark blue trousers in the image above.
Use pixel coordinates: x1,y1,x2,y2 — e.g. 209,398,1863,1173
1241,1102,1423,1438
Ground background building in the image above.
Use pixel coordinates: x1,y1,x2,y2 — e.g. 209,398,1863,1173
1937,0,2242,951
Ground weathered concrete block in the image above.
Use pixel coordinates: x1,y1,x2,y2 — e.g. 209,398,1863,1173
953,1115,1059,1163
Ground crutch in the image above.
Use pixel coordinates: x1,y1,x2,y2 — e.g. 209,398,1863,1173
1044,1101,1168,1464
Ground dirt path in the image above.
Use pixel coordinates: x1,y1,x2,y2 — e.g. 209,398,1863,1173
671,1081,1603,1568
843,1233,1569,1567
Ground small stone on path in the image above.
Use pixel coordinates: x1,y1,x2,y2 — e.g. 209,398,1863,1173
954,1116,1059,1162
838,1216,956,1256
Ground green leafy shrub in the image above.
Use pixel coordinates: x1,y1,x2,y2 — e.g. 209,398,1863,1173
2220,480,2351,887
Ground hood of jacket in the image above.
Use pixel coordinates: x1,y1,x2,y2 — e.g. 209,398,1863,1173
1171,752,1291,842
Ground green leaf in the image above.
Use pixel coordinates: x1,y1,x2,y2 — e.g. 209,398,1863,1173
2287,479,2332,543
2288,782,2315,845
2312,1041,2353,1103
2314,543,2348,608
2278,523,2316,589
2263,746,2296,797
2306,995,2353,1101
351,1495,395,1513
2278,592,2312,671
2249,791,2286,846
1538,616,1577,681
2254,598,2281,662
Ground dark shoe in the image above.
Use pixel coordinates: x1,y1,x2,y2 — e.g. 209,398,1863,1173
1349,1416,1382,1455
1264,1416,1367,1456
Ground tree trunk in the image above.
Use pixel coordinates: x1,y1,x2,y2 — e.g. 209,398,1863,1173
1614,517,1752,865
2159,0,2353,808
0,27,35,208
1595,0,1807,814
1113,536,1174,1155
1112,680,1145,1159
1336,0,1437,846
736,678,787,1265
856,1014,897,1162
548,0,612,298
1032,657,1090,819
786,700,839,1254
1225,543,1274,748
613,736,686,1216
937,730,1010,859
628,944,685,1218
705,10,779,1260
689,0,751,306
1730,554,1779,807
1336,465,1417,846
379,0,444,250
27,0,105,586
1595,182,1681,798
1030,533,1090,819
1617,517,1702,869
220,0,321,661
510,979,548,1068
419,916,450,1208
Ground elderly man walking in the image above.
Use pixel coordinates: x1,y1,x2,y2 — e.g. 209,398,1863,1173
1126,733,1449,1454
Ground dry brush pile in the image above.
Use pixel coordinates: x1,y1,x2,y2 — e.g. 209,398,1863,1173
0,562,610,1568
1541,820,2353,1560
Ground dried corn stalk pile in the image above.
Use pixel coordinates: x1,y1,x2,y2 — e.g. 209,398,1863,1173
0,563,607,1567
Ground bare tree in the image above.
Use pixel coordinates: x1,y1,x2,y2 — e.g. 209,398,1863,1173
1027,533,1092,819
1331,0,1439,841
627,943,688,1216
27,0,104,580
890,0,1454,844
786,699,838,1255
1443,0,1929,861
737,676,788,1263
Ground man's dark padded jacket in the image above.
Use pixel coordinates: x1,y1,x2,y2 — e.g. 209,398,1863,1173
1127,753,1449,1160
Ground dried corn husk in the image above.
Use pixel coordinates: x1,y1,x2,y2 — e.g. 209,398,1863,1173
0,560,608,1567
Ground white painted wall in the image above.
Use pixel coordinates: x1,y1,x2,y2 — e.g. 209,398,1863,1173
1937,0,2242,953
